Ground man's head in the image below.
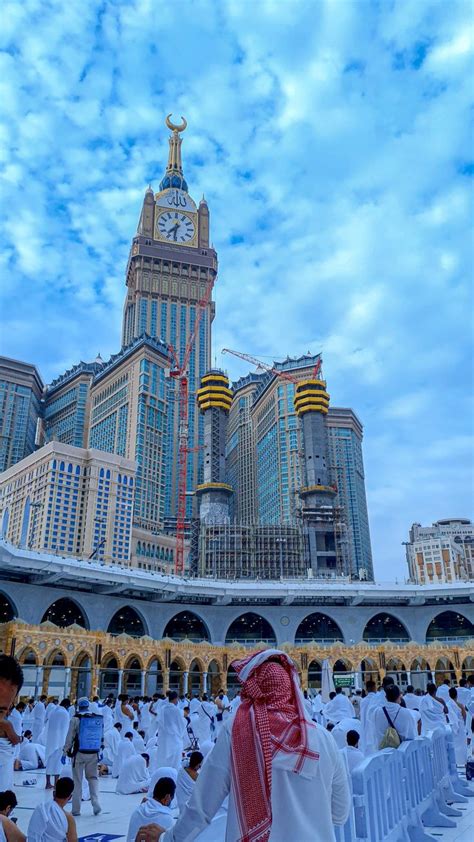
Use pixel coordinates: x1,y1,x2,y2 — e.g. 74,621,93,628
189,750,203,772
40,694,47,702
124,731,133,741
133,721,139,730
406,685,414,694
335,687,343,695
183,706,190,716
449,687,458,701
443,679,450,686
169,691,178,705
329,691,336,700
0,655,23,720
460,678,467,687
0,789,17,816
382,676,395,690
346,730,360,748
366,680,376,693
77,697,90,713
93,695,99,703
385,685,401,704
60,699,71,710
16,701,26,712
426,682,437,697
54,777,74,804
24,729,32,740
141,752,150,767
153,776,176,806
114,722,122,731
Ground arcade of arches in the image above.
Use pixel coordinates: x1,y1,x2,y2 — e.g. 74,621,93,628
1,615,473,701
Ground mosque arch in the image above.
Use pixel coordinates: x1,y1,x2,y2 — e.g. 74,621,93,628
107,605,147,637
434,657,456,683
72,651,93,699
0,591,16,623
162,611,210,642
189,658,203,695
410,657,432,691
462,656,474,677
227,665,239,694
207,659,221,696
295,612,343,644
17,648,38,696
225,612,277,645
17,647,38,665
425,611,474,642
385,657,408,688
100,655,120,697
123,656,142,695
41,597,88,629
333,658,352,673
146,657,163,695
362,612,410,642
360,658,380,685
169,659,185,694
44,649,67,696
308,659,322,689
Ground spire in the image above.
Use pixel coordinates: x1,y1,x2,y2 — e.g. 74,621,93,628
159,114,188,193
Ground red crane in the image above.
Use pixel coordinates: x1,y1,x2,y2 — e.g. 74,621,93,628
169,279,215,575
221,348,322,383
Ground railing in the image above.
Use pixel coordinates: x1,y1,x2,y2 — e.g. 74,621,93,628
334,726,473,841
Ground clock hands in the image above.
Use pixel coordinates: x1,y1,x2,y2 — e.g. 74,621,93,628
168,221,180,241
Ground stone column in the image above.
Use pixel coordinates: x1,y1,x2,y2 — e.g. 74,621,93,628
183,671,189,695
300,669,309,689
353,666,362,691
63,667,71,698
117,669,123,695
141,670,146,696
406,670,412,685
94,667,100,697
202,672,208,694
35,666,43,698
163,669,170,694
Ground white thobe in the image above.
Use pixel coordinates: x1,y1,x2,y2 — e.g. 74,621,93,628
437,684,451,702
447,699,467,765
176,765,197,809
115,700,135,730
32,701,46,742
324,694,355,724
311,695,324,724
419,694,448,734
45,706,70,774
27,799,68,841
140,701,152,735
7,708,22,760
360,693,379,754
126,797,175,842
147,765,178,799
114,738,136,777
19,738,45,770
403,693,420,711
372,702,418,748
101,704,114,733
331,718,363,749
340,745,365,774
0,821,5,842
22,705,35,733
161,716,351,842
229,695,241,715
45,702,57,723
132,730,146,753
102,726,121,767
195,701,217,745
155,703,186,770
0,735,14,792
116,753,150,794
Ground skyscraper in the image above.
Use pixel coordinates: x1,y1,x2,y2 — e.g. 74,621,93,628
121,116,216,519
42,358,104,448
0,357,43,472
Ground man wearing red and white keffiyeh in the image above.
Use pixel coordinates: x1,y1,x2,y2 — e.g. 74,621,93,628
152,649,350,842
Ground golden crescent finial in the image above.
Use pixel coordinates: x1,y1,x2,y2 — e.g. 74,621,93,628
166,114,187,133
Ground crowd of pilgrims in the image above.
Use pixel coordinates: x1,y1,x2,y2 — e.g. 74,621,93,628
0,659,474,842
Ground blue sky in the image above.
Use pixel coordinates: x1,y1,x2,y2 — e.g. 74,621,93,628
0,0,472,580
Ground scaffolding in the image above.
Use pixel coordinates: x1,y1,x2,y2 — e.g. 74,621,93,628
197,522,307,580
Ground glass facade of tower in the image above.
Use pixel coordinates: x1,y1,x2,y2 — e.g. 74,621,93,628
326,412,373,580
0,358,43,472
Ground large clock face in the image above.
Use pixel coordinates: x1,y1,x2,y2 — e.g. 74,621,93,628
156,211,195,244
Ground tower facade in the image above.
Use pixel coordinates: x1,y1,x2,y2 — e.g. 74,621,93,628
196,370,233,523
121,117,216,520
294,376,338,575
0,356,43,472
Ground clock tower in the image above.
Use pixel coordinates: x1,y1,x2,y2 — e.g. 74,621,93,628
122,116,216,521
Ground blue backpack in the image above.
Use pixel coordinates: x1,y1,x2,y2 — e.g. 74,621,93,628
77,714,103,753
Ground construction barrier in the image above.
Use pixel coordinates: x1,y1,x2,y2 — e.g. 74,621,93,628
335,727,473,842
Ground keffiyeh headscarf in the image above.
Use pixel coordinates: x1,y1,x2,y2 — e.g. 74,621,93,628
230,649,319,842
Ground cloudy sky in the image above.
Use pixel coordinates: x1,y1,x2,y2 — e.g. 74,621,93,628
1,0,472,580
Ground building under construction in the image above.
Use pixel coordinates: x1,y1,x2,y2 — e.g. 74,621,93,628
191,356,371,581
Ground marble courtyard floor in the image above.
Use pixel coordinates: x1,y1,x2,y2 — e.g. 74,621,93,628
9,765,474,841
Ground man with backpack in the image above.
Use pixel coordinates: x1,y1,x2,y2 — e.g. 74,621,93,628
63,697,103,817
372,685,417,750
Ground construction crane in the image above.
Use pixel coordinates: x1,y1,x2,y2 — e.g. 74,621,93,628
221,348,322,383
169,280,215,575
